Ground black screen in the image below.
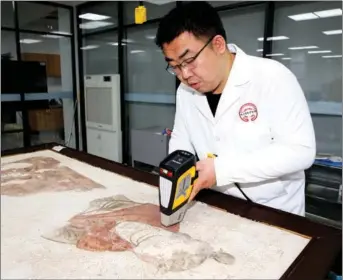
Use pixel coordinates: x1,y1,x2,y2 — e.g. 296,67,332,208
1,60,48,94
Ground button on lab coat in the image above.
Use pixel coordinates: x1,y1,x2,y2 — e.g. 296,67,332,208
169,44,316,216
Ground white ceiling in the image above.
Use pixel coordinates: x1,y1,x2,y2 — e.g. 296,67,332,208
143,0,176,4
52,1,86,6
52,0,177,7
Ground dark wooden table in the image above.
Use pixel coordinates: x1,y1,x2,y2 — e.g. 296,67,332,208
2,143,342,280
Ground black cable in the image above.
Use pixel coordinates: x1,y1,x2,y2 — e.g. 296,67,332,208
199,153,254,203
234,183,253,203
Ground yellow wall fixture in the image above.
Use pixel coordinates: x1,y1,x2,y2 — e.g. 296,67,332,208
135,2,147,24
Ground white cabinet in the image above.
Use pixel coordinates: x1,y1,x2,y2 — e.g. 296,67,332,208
84,74,122,163
86,127,122,163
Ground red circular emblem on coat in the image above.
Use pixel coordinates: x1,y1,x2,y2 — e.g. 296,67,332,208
239,103,258,122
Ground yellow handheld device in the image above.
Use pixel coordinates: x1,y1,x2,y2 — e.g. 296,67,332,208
158,150,198,227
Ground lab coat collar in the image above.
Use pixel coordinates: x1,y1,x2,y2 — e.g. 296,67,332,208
226,43,251,87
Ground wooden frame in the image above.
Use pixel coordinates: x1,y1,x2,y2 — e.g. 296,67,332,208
2,142,342,280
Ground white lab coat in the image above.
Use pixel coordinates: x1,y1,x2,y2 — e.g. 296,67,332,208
169,44,316,216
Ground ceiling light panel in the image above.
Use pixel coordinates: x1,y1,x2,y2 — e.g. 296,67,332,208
314,8,342,18
42,34,63,39
282,57,292,60
20,39,42,44
130,50,145,54
288,13,318,21
79,13,111,21
323,29,342,35
52,31,72,36
108,42,127,46
308,50,332,54
145,35,156,40
257,36,289,41
79,21,113,30
266,53,284,57
288,46,318,50
122,39,134,43
322,55,342,58
144,0,175,5
288,9,342,21
271,36,289,41
81,45,99,50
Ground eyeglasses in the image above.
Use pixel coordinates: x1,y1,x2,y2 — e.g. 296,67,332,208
166,36,214,76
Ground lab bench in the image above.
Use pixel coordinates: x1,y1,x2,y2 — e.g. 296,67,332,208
305,163,342,230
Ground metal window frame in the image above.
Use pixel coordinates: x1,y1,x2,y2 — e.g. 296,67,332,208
118,1,126,165
76,1,87,152
76,0,271,165
1,0,79,150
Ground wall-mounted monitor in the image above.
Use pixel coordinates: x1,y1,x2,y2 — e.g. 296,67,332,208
1,60,48,94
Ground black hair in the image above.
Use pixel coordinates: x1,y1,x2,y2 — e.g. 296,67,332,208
155,1,227,48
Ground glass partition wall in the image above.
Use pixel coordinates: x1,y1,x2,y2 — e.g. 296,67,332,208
77,1,271,165
1,1,78,152
271,1,342,156
76,1,342,164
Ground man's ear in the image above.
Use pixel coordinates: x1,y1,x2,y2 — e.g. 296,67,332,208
212,35,227,54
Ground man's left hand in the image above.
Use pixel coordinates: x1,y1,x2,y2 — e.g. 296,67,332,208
189,158,216,202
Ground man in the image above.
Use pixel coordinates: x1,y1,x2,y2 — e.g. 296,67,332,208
155,1,316,216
